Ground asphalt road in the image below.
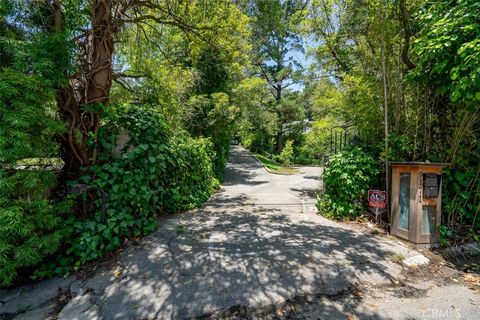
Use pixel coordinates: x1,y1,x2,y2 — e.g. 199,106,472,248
73,146,414,319
4,146,478,320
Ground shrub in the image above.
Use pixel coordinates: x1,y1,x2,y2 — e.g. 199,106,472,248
442,168,480,231
184,93,235,181
212,134,231,181
240,133,256,149
0,70,69,287
299,117,336,159
162,134,219,212
317,148,378,219
279,140,294,165
45,105,219,273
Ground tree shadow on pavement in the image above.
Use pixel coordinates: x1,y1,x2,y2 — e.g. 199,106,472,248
86,205,402,319
222,150,268,187
205,194,254,209
289,187,318,200
3,146,399,320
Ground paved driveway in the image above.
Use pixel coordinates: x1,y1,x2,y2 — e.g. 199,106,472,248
4,146,419,319
79,146,415,319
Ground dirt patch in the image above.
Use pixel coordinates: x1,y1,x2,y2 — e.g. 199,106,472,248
333,218,480,296
45,288,72,320
437,243,480,274
341,217,389,238
192,290,359,320
388,284,428,299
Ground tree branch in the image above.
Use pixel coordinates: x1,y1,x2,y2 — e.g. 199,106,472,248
113,72,147,79
399,0,416,70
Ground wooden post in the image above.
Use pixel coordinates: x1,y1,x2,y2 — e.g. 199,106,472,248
381,1,390,220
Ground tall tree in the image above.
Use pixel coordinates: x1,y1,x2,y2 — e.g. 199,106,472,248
32,0,243,185
243,0,306,152
0,1,24,69
304,0,404,149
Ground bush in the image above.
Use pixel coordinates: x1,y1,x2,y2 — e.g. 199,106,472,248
240,133,256,149
443,168,480,230
45,105,219,274
317,148,379,219
163,135,220,212
279,140,294,165
212,134,231,181
292,156,321,166
184,93,235,181
0,70,69,287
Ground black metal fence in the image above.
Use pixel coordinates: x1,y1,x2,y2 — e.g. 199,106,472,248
329,127,357,154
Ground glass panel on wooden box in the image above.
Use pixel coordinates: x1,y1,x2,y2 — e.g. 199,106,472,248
399,173,410,230
422,206,436,235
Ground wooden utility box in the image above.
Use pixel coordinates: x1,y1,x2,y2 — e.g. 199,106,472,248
390,162,448,248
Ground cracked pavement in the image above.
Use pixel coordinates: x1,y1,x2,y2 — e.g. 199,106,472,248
3,146,478,319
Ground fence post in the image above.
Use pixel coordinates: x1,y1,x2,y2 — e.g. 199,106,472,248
330,128,333,154
334,131,337,153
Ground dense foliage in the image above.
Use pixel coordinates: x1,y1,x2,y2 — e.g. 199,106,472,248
443,168,480,232
185,93,237,181
411,0,480,235
41,105,219,275
317,148,379,219
301,0,479,242
0,0,244,287
1,0,479,287
412,0,480,106
279,140,295,166
0,70,69,286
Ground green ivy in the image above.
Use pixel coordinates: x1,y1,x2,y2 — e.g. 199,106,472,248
43,105,219,274
317,148,379,219
163,135,220,213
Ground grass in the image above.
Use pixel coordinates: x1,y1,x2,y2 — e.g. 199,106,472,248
254,153,300,175
389,253,406,264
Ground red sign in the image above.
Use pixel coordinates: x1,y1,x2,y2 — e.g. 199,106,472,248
368,190,388,209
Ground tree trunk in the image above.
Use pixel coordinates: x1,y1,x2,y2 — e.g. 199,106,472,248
276,128,284,153
85,0,114,164
54,0,114,184
275,83,283,153
399,0,415,70
56,85,88,183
